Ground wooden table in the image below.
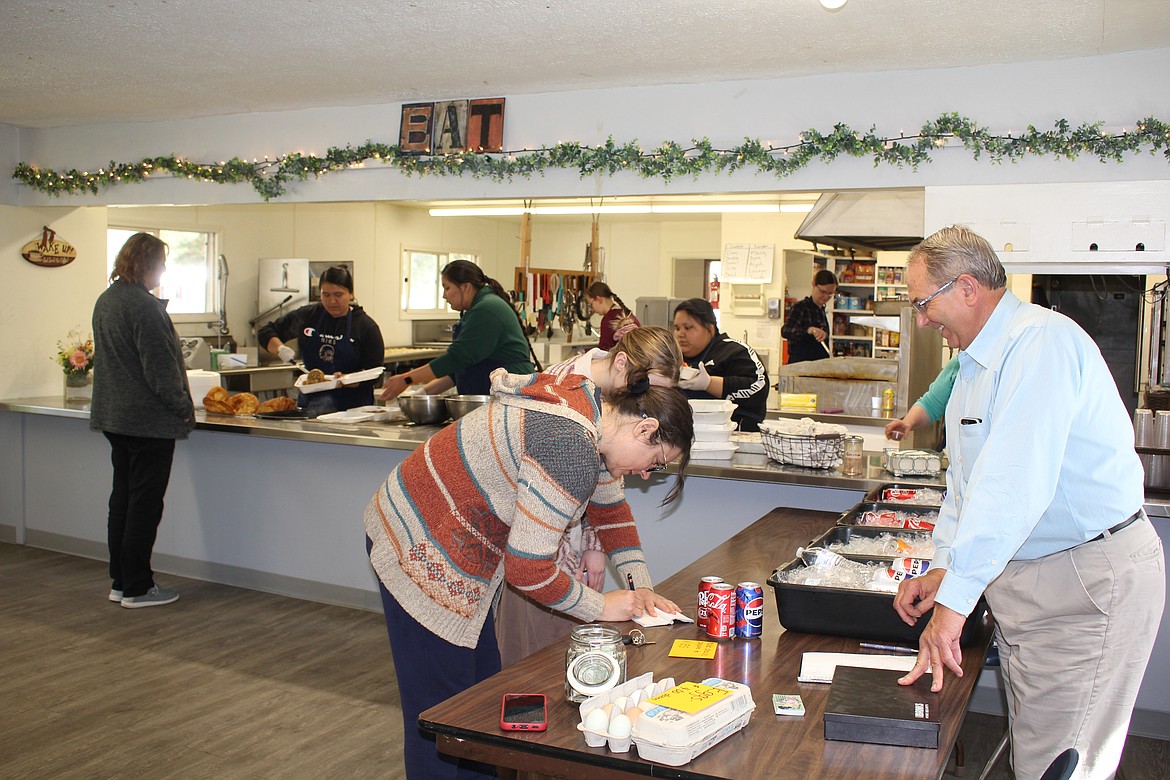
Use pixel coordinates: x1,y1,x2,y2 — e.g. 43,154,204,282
420,507,994,780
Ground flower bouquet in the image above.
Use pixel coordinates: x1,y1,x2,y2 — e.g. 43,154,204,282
55,328,94,402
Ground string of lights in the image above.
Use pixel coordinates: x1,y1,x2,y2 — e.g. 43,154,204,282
12,113,1170,201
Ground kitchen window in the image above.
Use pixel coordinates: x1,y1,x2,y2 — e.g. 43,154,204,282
107,227,221,320
401,249,479,315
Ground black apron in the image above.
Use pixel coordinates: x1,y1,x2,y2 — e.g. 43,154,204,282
451,319,510,395
298,308,370,413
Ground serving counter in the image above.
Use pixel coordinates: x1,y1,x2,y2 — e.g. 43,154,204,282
0,397,911,611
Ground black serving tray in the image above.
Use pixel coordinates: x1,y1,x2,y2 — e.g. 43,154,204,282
805,525,934,564
836,501,940,529
767,557,985,646
862,483,946,507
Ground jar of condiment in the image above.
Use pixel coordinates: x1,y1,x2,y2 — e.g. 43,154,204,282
843,436,864,476
565,625,626,702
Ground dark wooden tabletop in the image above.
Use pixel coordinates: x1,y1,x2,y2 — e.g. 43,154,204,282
420,507,993,780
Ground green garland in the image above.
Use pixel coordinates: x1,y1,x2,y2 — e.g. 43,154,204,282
12,113,1170,201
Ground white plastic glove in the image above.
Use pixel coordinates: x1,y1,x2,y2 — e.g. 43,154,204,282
678,361,712,392
276,344,296,364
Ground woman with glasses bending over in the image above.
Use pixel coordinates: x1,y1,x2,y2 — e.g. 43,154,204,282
365,367,692,779
495,326,683,668
782,269,838,364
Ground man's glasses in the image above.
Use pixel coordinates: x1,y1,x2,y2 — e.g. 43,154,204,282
911,277,959,314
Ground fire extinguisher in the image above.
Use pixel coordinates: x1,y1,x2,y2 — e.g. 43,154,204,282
709,275,720,310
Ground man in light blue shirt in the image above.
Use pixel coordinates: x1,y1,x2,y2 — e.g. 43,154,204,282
893,226,1164,780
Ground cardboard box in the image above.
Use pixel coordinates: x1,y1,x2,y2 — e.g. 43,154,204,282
824,666,940,748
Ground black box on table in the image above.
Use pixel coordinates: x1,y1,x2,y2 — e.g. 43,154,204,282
824,666,940,749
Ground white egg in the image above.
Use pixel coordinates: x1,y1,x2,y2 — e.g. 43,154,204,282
612,696,628,713
627,690,643,709
583,708,609,732
608,712,632,739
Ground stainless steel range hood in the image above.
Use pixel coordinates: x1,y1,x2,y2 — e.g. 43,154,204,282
795,189,924,253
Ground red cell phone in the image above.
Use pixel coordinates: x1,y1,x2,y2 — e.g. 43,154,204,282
500,693,548,732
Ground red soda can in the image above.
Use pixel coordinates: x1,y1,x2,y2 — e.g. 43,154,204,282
705,583,736,640
696,576,724,632
735,582,765,639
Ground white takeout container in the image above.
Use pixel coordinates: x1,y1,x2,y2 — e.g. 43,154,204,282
689,399,735,425
294,366,385,394
314,405,393,424
689,441,738,460
693,420,737,442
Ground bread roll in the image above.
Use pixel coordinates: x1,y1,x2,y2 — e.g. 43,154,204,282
305,368,327,385
204,385,230,404
228,392,260,415
257,396,297,413
203,398,235,415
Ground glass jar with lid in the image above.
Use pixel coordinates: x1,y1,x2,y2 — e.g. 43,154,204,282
565,625,627,703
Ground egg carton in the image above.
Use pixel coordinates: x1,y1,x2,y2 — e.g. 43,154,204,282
577,673,672,753
632,678,755,766
882,448,942,477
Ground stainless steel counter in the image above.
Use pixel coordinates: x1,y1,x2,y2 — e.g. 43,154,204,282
0,396,939,492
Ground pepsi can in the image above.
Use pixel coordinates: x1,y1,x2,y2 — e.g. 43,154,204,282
705,583,736,641
735,582,764,639
696,576,724,632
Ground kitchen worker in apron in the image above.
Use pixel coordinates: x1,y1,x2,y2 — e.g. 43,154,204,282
380,259,537,399
260,265,385,415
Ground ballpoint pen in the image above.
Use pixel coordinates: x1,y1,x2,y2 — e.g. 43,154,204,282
860,642,918,655
626,573,636,591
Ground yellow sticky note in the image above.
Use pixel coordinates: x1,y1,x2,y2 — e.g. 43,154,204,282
668,639,718,659
647,681,734,714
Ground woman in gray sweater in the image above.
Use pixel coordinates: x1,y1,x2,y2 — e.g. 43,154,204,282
91,233,194,608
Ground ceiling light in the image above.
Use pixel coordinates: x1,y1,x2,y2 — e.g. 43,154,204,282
651,204,779,214
819,0,848,10
428,207,526,217
428,202,815,217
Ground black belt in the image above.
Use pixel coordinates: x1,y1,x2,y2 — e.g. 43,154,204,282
1089,510,1142,543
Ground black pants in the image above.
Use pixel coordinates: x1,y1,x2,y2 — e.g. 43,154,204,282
104,432,176,598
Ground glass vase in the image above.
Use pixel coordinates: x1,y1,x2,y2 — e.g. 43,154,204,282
63,372,93,404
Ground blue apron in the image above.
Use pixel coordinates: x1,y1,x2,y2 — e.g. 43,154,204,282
298,308,370,414
451,320,511,395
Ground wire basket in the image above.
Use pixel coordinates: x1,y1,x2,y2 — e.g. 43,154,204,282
760,431,845,468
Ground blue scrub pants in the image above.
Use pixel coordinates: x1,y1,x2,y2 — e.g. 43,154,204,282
373,549,502,780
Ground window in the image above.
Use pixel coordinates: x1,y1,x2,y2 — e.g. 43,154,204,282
107,227,220,318
401,249,478,315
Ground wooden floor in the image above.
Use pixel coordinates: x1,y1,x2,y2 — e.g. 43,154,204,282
1,542,1166,779
0,543,405,779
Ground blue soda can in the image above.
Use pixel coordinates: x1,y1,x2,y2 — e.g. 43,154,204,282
735,582,765,639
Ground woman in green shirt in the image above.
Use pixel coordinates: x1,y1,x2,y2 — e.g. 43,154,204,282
381,260,536,399
885,355,959,441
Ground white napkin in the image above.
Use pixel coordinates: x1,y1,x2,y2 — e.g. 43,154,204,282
632,610,695,628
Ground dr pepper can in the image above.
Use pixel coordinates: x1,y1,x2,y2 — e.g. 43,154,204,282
696,576,724,632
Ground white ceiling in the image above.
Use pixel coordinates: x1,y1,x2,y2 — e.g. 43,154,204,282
2,0,1168,130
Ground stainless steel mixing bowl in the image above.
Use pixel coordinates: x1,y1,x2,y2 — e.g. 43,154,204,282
397,394,450,425
444,394,491,420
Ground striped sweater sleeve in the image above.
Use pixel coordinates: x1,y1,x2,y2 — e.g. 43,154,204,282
503,418,609,621
586,471,653,590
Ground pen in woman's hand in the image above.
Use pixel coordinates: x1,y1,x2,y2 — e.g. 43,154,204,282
626,573,636,591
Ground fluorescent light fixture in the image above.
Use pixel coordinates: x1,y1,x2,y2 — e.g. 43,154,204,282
429,207,525,216
531,205,652,215
428,202,815,217
651,204,779,214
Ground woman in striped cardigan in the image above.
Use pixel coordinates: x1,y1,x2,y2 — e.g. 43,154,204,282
365,367,693,780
